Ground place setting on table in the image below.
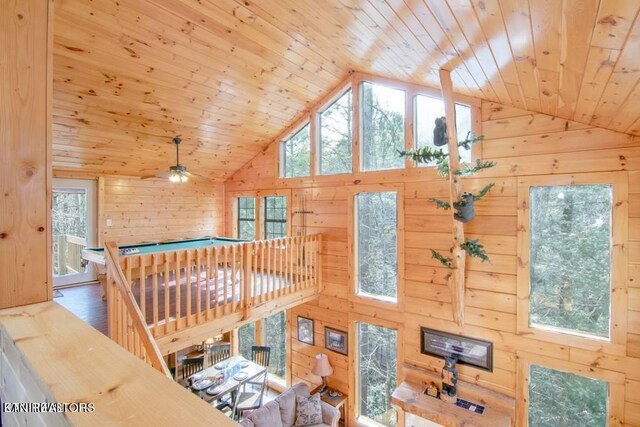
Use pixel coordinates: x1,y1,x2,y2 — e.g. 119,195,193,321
187,355,266,405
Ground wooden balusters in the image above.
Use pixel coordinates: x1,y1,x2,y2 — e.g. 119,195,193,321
152,254,159,335
186,250,192,327
205,248,211,321
163,253,171,335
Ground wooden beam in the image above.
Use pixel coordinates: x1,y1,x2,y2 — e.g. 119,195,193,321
439,69,465,327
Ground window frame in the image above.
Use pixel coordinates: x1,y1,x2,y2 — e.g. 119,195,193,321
349,313,402,427
236,196,256,240
263,195,288,239
516,351,624,427
359,80,407,173
516,172,628,354
348,184,405,311
280,121,311,178
316,86,354,176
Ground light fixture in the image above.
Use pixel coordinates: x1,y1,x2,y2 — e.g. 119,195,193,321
169,165,189,183
311,354,333,395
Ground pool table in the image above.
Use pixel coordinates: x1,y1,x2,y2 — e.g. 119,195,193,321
82,237,246,299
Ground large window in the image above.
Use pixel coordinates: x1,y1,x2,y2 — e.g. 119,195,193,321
517,172,626,350
237,197,255,240
282,124,310,178
265,311,286,379
319,89,353,175
357,322,397,426
361,82,405,171
528,365,607,427
415,95,472,164
355,192,397,301
264,196,287,239
238,322,255,360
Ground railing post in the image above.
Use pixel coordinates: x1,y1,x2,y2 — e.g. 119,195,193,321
317,235,323,294
243,242,252,320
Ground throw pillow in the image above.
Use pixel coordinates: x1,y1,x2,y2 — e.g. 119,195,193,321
294,393,323,426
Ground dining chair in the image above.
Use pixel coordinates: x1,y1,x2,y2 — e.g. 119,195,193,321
210,344,231,365
233,370,267,420
248,346,271,391
181,356,204,379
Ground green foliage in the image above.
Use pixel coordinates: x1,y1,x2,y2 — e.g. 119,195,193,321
238,323,255,360
528,365,607,427
428,198,451,210
358,322,398,426
460,239,490,263
283,124,311,177
357,192,398,299
530,185,611,337
431,250,454,269
457,131,484,150
265,311,286,378
473,183,495,202
454,159,496,176
319,89,353,175
396,147,450,177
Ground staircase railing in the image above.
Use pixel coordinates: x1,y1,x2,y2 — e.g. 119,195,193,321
104,241,171,377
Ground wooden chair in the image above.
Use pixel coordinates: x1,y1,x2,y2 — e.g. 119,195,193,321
233,370,267,420
210,344,231,365
248,346,271,391
181,356,204,379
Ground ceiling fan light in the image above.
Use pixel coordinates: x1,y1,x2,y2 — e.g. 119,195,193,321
179,174,189,183
169,173,180,183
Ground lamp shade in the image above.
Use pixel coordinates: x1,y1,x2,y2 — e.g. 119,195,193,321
311,354,333,377
204,337,215,345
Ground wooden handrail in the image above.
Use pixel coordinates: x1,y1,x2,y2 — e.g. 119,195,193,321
104,241,171,377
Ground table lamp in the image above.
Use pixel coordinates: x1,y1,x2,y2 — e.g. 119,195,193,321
311,354,333,395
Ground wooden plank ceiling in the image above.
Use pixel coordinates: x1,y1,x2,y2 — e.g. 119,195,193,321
53,0,640,179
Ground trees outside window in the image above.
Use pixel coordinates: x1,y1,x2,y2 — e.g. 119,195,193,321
357,322,397,426
529,185,612,338
319,89,353,175
265,311,286,379
264,196,287,239
237,197,255,240
528,365,607,427
238,322,255,360
356,192,397,301
415,95,472,165
361,82,405,171
282,123,310,178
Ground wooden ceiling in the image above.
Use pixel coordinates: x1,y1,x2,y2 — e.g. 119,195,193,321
53,0,640,179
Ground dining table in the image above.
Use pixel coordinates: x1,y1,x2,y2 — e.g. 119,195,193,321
187,355,267,406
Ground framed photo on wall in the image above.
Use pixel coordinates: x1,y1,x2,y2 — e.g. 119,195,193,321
297,316,314,345
324,327,348,355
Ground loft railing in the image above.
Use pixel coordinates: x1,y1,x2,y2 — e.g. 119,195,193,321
104,242,171,376
104,235,322,354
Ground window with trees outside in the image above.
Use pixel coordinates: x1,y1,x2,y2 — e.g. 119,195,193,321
264,196,287,239
237,197,255,240
529,184,612,338
319,88,352,175
238,322,255,360
265,311,286,380
528,364,608,427
415,95,472,164
357,321,397,426
282,123,310,178
355,192,397,301
361,82,405,171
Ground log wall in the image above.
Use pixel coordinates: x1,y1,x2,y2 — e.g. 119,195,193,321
101,176,224,245
225,97,640,426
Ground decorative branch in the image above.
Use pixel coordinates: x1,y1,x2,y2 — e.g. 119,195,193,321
455,159,496,176
428,198,451,210
460,239,490,263
431,249,454,269
473,183,495,202
457,132,484,150
397,147,447,165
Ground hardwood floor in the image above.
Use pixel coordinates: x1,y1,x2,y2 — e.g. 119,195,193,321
54,283,108,335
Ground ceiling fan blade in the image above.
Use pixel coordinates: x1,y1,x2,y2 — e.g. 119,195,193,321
141,172,172,180
184,171,211,181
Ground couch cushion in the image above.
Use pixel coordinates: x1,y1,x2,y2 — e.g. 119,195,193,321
275,387,297,427
294,393,323,426
248,400,283,427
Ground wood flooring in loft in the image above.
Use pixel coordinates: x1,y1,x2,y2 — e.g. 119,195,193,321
54,283,108,335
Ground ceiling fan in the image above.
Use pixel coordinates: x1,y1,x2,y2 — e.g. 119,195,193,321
142,136,209,183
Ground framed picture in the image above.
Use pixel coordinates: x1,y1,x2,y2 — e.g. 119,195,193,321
297,316,314,345
324,327,348,355
420,327,493,372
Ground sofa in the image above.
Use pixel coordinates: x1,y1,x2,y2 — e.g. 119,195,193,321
239,383,340,427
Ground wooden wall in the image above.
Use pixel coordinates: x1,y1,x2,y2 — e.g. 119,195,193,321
225,98,640,425
101,176,224,245
0,0,52,309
